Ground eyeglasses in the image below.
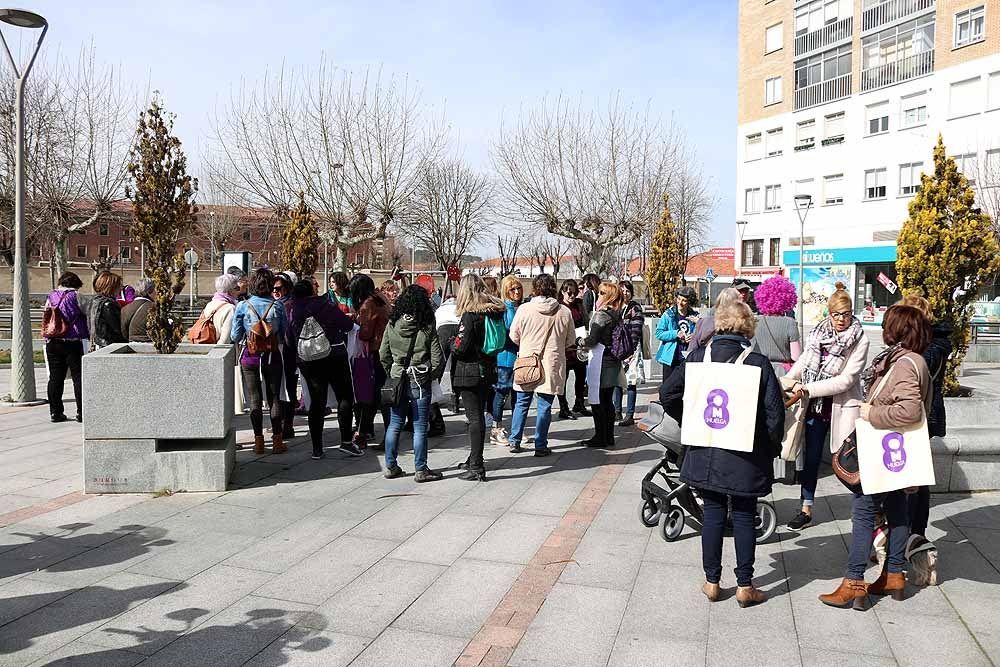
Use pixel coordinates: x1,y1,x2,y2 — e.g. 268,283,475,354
830,310,853,320
510,286,522,292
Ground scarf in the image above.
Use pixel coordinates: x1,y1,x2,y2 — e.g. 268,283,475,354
213,291,237,306
799,316,864,385
860,343,901,398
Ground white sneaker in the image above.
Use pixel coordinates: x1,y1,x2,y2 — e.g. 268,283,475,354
490,427,508,445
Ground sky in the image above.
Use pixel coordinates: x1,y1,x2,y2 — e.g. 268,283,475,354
17,0,737,256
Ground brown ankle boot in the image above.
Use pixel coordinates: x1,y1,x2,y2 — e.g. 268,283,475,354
819,578,869,610
272,434,287,454
736,585,766,608
868,571,905,600
253,435,266,455
702,582,721,602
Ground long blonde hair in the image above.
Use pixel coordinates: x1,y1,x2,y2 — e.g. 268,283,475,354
500,275,523,303
598,281,625,310
456,274,503,315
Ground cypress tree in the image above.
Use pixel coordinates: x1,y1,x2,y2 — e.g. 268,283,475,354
645,194,684,314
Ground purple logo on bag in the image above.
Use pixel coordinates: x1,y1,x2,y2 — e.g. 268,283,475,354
704,389,730,429
881,432,907,472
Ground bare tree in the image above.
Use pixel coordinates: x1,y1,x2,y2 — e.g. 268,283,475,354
529,237,548,274
670,160,715,271
975,151,1000,238
197,168,248,269
497,235,520,277
542,236,566,278
398,159,492,272
493,94,681,273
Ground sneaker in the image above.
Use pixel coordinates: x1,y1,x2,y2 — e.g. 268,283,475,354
533,448,552,457
614,411,623,423
787,511,812,530
490,427,508,446
618,416,635,427
558,409,577,420
384,464,405,479
509,444,524,453
414,468,443,483
311,449,325,460
50,414,68,423
339,442,364,457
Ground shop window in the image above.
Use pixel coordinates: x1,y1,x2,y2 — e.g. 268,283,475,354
769,238,781,266
742,239,765,267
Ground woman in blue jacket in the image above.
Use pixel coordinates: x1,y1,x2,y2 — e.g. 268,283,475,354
654,285,699,382
489,275,522,445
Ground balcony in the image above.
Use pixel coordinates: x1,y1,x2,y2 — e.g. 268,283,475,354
860,50,934,92
862,0,935,33
794,16,853,58
794,73,852,110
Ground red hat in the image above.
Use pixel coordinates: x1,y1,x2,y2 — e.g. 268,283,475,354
415,274,435,296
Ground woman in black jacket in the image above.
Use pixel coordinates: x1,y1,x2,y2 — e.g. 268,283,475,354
661,301,784,608
89,271,127,349
452,275,506,481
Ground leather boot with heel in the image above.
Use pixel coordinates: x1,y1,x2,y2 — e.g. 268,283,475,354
736,585,766,608
702,582,721,602
819,578,869,610
272,434,287,454
867,569,906,601
253,435,266,456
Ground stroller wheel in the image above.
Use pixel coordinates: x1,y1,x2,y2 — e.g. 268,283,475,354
755,501,777,544
638,498,661,527
659,505,686,542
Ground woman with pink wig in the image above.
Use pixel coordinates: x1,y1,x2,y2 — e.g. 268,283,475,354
752,275,801,377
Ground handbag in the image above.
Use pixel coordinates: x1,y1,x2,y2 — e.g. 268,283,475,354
512,317,556,390
779,376,806,461
381,327,420,408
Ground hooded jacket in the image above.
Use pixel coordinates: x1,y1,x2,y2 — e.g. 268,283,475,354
379,314,444,383
452,301,506,390
508,296,577,395
496,299,520,369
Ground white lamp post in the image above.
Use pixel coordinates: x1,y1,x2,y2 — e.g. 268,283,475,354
794,194,813,342
736,219,748,275
1,8,47,405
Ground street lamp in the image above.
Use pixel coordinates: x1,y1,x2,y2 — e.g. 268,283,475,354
1,8,47,405
794,194,813,342
736,220,748,275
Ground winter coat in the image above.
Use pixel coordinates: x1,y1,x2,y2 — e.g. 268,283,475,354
923,323,952,437
88,294,127,348
862,347,931,430
508,296,577,395
584,308,624,387
654,306,700,366
379,315,444,383
120,297,152,343
357,293,390,354
452,302,506,390
581,289,596,327
496,299,520,369
622,300,646,359
285,296,353,363
43,288,89,341
661,334,785,498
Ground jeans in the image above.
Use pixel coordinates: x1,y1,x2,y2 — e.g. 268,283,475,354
847,491,907,580
509,391,555,451
612,385,637,417
241,360,284,437
299,354,355,449
701,490,758,587
799,416,829,507
46,339,83,419
591,386,616,446
908,486,930,536
385,381,431,471
558,359,587,411
459,387,487,471
491,367,514,424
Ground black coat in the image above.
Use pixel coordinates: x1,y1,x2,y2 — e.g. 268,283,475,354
451,307,504,390
660,334,785,498
923,322,952,438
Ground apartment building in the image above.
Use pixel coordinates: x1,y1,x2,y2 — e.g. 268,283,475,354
736,0,1000,324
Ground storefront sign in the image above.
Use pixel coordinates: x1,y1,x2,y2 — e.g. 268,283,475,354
709,247,735,260
783,245,896,266
877,272,898,294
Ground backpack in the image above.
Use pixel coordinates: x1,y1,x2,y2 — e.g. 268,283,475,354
42,292,73,338
608,317,637,362
246,300,277,355
482,315,507,356
297,315,331,362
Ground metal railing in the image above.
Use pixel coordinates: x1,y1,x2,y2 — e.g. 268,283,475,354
862,0,935,32
794,72,852,110
794,16,853,57
860,49,934,92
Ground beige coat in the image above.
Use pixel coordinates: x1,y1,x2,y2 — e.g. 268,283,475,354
862,348,931,429
202,299,236,345
509,296,576,395
787,333,870,452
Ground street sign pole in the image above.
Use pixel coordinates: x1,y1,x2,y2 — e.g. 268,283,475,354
184,249,199,310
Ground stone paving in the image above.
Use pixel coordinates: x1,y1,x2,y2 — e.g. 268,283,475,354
0,370,999,666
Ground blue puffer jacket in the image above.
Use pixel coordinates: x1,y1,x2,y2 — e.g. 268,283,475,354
496,299,519,369
655,306,697,366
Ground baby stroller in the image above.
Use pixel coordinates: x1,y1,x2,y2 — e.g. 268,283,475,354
637,401,777,543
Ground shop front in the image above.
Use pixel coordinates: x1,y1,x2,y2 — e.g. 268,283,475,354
783,245,897,327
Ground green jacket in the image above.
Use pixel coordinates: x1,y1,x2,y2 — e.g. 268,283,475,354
379,315,444,383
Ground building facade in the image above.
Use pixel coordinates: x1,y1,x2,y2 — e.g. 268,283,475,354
737,0,1000,324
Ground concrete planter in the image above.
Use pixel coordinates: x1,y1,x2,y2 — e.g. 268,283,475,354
933,390,1000,493
82,343,236,493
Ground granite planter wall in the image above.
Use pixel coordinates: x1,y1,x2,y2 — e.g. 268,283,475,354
81,343,236,493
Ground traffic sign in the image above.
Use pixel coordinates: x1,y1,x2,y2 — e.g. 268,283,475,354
705,267,716,281
184,249,199,266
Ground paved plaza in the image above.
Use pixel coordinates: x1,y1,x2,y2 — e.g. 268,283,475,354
0,371,999,666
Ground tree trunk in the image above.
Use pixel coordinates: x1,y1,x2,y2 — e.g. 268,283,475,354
52,230,68,278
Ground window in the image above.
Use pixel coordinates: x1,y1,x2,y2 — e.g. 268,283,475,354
824,173,845,205
744,187,762,214
951,153,978,186
955,5,986,48
988,71,1000,110
765,128,783,157
742,239,764,267
949,77,982,118
242,229,252,241
119,246,131,260
901,91,928,127
766,23,783,53
866,101,889,135
76,245,86,258
899,162,923,195
355,253,365,265
794,44,852,91
824,111,845,141
765,76,783,105
796,0,852,34
865,168,887,200
769,238,781,267
746,133,763,161
796,119,815,148
98,222,109,236
98,245,110,259
987,149,1000,186
765,184,782,211
860,15,935,91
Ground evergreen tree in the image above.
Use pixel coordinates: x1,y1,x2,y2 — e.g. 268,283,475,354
280,192,319,277
897,135,1000,395
126,98,198,355
645,194,684,313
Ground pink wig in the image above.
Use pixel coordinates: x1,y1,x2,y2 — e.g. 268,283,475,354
754,275,798,315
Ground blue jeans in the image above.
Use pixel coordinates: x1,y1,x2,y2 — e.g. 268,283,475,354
799,416,829,507
612,385,637,416
701,490,758,587
492,367,514,424
508,391,555,451
847,491,907,580
384,381,431,471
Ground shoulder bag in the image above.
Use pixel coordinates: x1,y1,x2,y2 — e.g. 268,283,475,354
832,362,898,494
512,316,556,390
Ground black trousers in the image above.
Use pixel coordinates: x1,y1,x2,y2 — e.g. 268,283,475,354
559,359,588,410
590,386,616,446
908,486,931,536
300,354,354,449
241,361,283,437
281,344,298,433
458,386,487,472
46,339,83,418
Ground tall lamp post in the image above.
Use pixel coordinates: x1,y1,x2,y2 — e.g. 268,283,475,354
1,9,47,405
736,220,748,276
793,194,813,342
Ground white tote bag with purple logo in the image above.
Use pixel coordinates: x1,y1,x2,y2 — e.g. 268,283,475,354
680,341,761,453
